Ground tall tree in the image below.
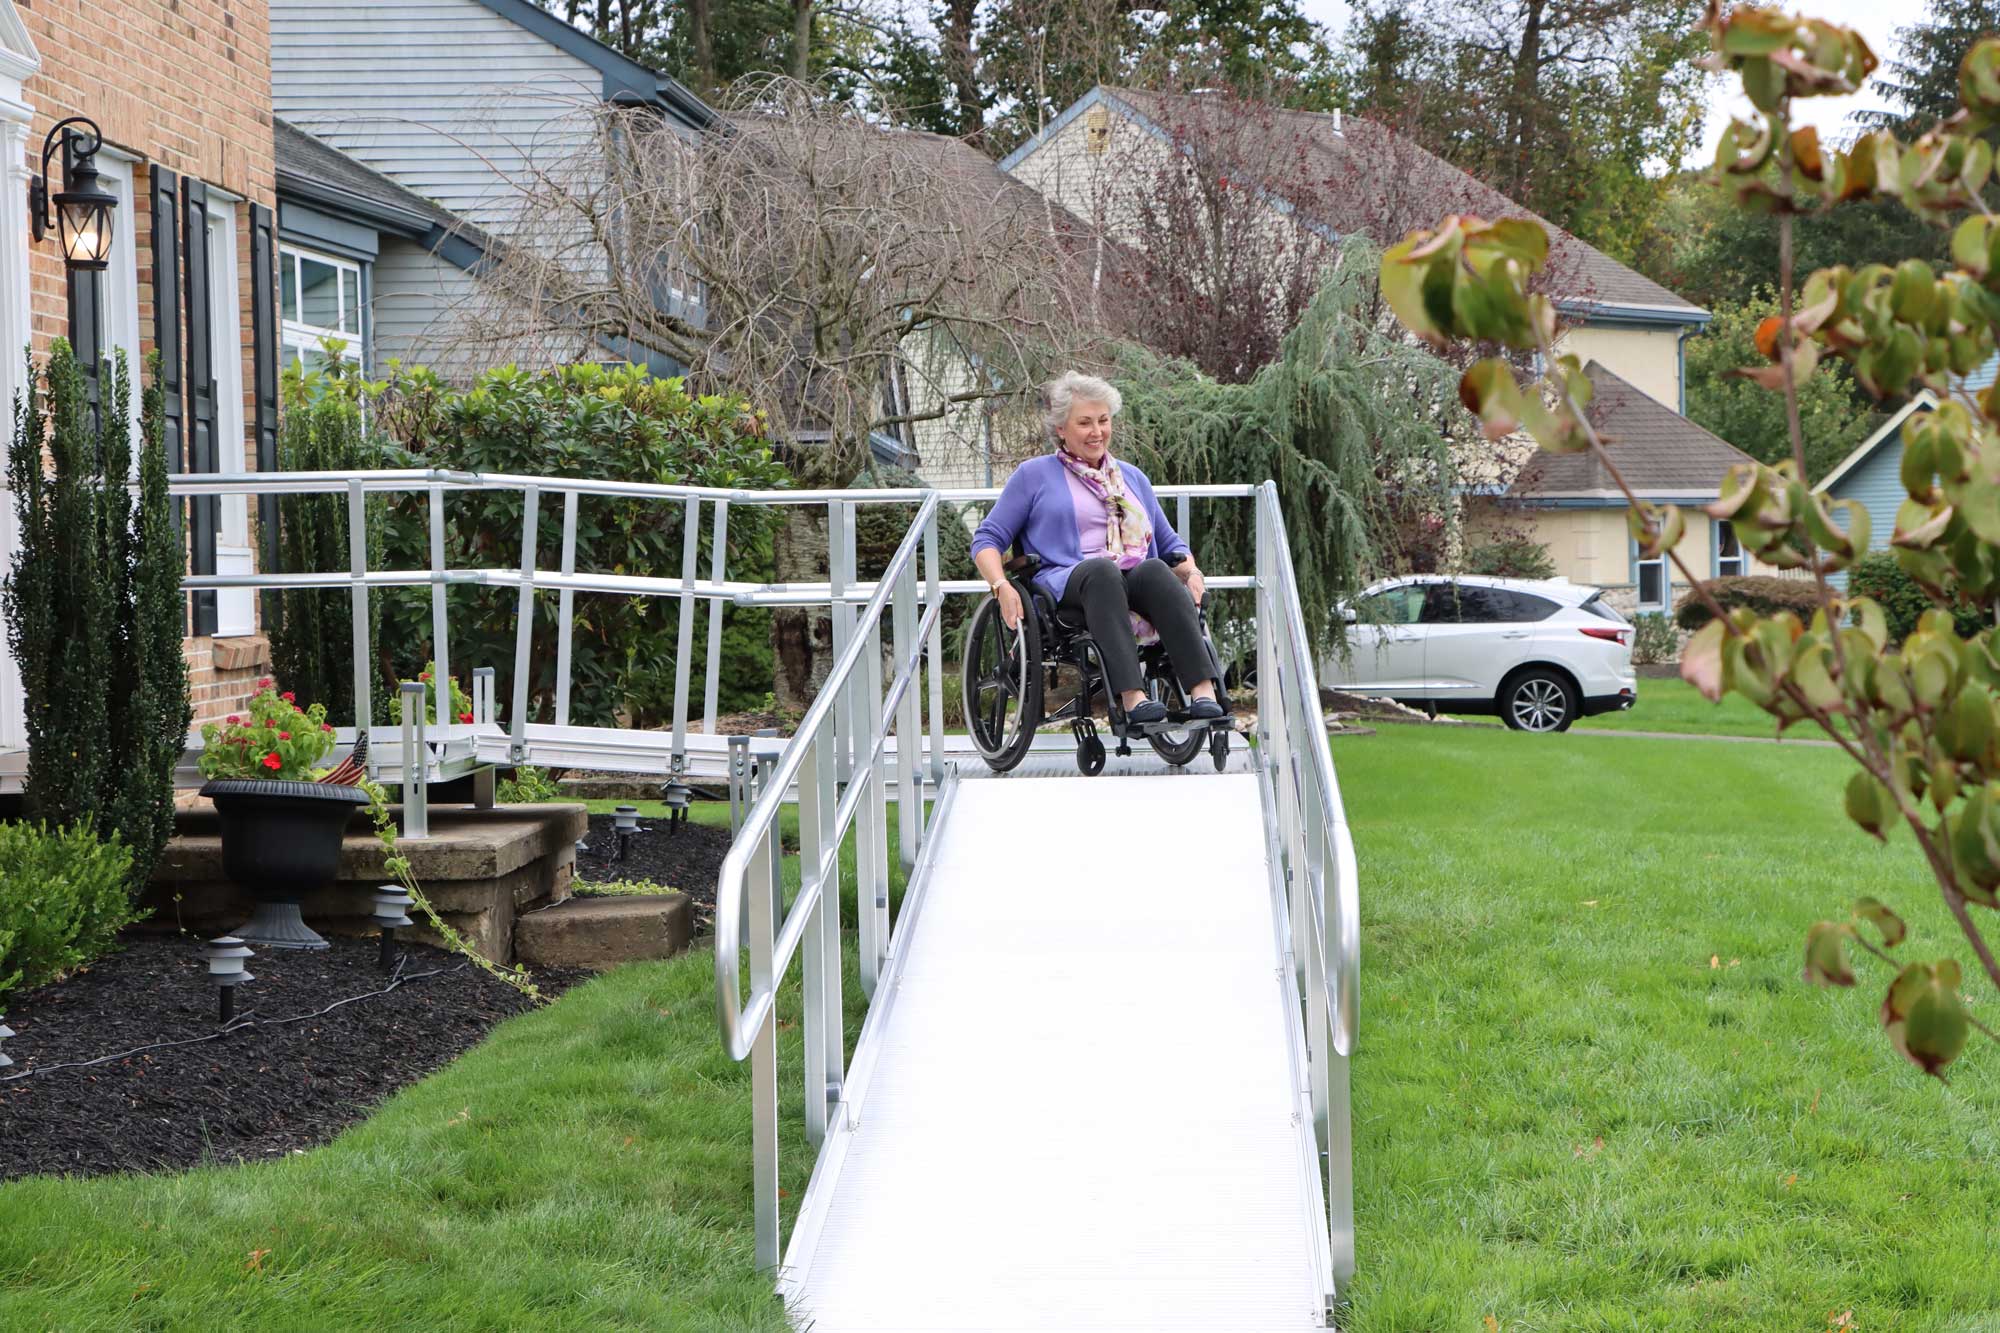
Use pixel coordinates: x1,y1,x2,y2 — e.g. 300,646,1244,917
1861,0,2000,135
1342,0,1706,264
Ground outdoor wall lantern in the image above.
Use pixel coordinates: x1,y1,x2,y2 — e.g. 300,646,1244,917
30,117,117,271
372,886,416,971
206,936,256,1024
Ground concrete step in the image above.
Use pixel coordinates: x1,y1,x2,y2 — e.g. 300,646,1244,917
514,892,692,969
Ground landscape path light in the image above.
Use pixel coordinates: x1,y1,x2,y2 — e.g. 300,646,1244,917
372,885,415,970
613,804,645,861
662,781,692,836
30,116,117,271
205,936,255,1024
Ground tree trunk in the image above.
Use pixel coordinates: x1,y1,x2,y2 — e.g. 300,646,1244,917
942,0,986,145
792,0,813,80
690,0,714,89
771,504,832,712
1507,0,1544,204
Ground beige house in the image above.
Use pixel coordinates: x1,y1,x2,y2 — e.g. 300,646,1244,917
992,86,1743,615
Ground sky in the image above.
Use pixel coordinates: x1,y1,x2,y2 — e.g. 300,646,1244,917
1293,0,1906,171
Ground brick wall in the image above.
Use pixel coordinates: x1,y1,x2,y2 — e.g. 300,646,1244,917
21,0,276,724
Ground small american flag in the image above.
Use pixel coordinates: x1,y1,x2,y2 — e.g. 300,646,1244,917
320,731,368,787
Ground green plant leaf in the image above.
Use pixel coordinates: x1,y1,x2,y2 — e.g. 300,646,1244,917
1881,959,1968,1079
1681,619,1727,701
1853,895,1907,947
1844,772,1895,842
1804,920,1857,987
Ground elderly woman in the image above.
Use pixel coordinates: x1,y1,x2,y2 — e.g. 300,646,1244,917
971,372,1225,726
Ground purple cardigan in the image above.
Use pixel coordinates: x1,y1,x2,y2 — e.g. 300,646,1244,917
971,453,1190,601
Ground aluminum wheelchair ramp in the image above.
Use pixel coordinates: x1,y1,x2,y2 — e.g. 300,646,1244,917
783,772,1329,1331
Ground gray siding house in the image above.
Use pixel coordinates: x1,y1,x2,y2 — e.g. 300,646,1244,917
1816,356,2000,588
269,0,711,378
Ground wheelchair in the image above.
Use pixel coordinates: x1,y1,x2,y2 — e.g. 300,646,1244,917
961,553,1234,776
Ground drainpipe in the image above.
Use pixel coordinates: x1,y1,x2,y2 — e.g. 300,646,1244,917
1677,323,1698,415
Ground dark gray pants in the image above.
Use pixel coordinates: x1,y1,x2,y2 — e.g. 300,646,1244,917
1058,557,1212,696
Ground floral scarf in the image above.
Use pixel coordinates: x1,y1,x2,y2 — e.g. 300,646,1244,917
1056,445,1160,644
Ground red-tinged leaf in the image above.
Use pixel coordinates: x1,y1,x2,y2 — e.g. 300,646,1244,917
1853,895,1907,947
1682,619,1727,701
1804,920,1857,987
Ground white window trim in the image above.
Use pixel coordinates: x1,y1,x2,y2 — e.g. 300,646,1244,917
91,150,142,458
1633,540,1669,614
0,1,37,753
1715,518,1746,580
279,242,365,372
206,193,255,638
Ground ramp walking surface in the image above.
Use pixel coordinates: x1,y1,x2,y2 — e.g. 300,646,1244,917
787,772,1325,1331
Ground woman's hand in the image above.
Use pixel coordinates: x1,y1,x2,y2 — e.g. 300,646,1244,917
1176,560,1206,605
995,580,1025,629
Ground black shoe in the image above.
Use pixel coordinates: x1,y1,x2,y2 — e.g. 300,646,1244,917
1189,697,1226,721
1127,699,1168,725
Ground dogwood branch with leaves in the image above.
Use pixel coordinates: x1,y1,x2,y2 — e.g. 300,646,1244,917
1378,1,2000,1080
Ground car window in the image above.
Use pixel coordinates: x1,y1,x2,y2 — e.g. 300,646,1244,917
1500,591,1559,621
1424,584,1560,623
1420,583,1463,624
1581,593,1626,624
1354,584,1423,625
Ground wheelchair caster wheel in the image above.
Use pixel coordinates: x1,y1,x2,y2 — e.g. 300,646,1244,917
1209,728,1229,772
1078,735,1107,776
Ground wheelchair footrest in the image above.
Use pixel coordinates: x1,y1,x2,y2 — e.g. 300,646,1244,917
1120,713,1233,739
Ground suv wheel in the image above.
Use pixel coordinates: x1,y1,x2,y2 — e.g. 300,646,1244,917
1502,670,1577,733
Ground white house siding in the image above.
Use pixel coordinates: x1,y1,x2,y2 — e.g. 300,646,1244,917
272,0,606,238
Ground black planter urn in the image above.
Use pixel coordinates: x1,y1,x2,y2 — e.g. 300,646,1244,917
201,779,372,950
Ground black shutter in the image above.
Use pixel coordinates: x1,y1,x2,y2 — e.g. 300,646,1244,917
150,169,186,638
63,134,102,427
250,202,279,625
183,180,217,637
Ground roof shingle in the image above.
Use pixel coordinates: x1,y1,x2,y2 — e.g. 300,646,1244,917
1096,89,1702,317
1509,362,1752,498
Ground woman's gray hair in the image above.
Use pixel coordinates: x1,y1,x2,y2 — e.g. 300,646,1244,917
1044,371,1123,441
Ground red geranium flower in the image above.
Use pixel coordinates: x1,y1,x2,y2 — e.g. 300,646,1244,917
322,723,335,733
258,677,273,689
281,691,296,703
226,715,240,724
458,712,474,724
261,752,282,771
264,718,277,728
278,731,291,741
419,672,432,682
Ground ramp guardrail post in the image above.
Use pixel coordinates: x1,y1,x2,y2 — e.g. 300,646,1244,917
398,680,429,840
858,609,887,997
472,667,495,727
923,504,944,786
670,495,700,775
508,486,539,765
427,484,451,736
346,480,373,755
891,559,921,871
827,499,854,786
554,490,579,728
702,499,729,734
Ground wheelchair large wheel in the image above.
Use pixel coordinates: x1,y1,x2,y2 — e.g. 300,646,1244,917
963,591,1042,773
1143,670,1206,768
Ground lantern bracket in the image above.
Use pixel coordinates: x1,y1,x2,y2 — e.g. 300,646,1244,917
29,115,106,245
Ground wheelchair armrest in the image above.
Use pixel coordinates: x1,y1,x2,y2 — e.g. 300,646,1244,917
1004,552,1043,578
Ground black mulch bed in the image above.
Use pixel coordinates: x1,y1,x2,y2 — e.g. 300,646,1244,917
0,934,583,1182
574,812,733,936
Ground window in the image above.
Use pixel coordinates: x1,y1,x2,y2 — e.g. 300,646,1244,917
1420,583,1464,624
208,193,255,637
1715,520,1745,578
1495,590,1560,622
279,244,364,374
1353,583,1424,625
1635,551,1667,612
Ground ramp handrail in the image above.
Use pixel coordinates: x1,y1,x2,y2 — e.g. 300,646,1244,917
1255,480,1359,1286
710,490,946,1272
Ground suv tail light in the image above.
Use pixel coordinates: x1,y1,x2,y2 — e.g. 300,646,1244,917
1580,626,1630,646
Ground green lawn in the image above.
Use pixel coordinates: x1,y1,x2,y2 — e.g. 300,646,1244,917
1569,676,1811,740
6,735,1998,1328
1336,726,2000,1331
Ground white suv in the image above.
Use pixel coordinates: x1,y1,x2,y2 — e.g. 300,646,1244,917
1322,576,1636,732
